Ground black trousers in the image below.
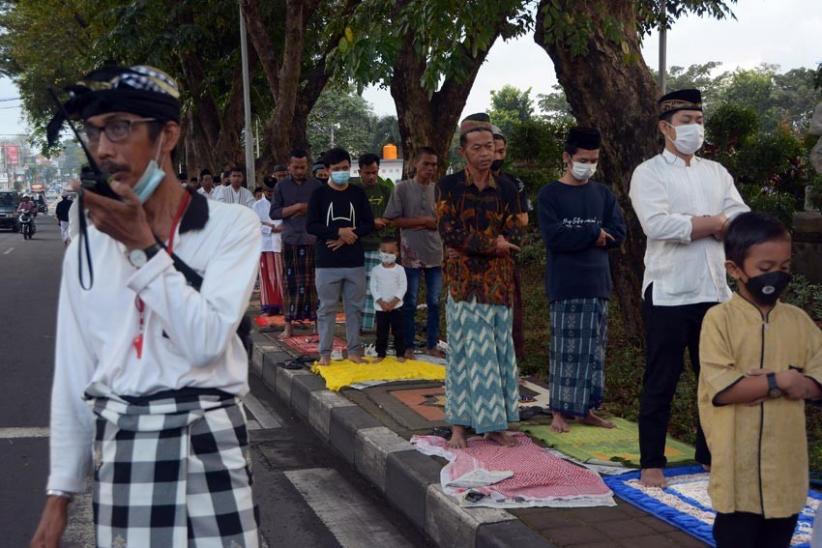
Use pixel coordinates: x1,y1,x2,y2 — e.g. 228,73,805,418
376,309,406,358
638,284,714,468
714,512,798,548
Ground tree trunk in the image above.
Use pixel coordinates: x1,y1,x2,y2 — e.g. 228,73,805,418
535,0,658,344
390,34,498,176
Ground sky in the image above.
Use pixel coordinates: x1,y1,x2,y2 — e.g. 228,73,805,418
0,0,819,136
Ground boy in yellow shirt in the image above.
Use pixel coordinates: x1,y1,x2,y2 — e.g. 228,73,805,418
699,211,822,548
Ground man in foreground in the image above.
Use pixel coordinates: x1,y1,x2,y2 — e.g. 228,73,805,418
438,113,522,448
630,88,749,487
31,65,260,547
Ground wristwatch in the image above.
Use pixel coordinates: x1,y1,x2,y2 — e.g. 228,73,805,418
45,489,74,501
127,243,162,269
766,372,783,399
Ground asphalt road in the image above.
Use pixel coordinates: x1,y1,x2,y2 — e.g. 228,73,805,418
0,214,429,547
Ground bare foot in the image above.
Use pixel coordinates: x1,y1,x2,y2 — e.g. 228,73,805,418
278,323,293,340
426,347,445,358
318,354,331,366
485,431,517,447
403,349,415,360
373,357,385,363
448,425,468,449
639,468,667,488
348,353,365,363
580,411,615,429
702,464,711,472
551,412,570,433
397,356,405,363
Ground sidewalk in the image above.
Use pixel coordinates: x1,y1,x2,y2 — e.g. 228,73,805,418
242,309,707,548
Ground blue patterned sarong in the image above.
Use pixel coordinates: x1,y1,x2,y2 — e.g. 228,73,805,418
549,298,608,417
444,296,520,434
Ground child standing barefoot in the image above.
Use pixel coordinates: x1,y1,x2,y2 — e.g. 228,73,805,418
370,238,407,361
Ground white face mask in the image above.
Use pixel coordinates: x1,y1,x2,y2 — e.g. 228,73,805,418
667,122,704,155
379,252,397,264
571,162,596,181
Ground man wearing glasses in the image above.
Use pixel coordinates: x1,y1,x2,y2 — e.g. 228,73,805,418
31,65,261,548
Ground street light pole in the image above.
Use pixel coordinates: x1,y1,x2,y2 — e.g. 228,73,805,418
239,2,255,186
658,0,667,94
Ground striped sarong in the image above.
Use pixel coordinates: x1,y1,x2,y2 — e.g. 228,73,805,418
549,298,609,417
444,296,520,434
259,251,283,315
86,386,259,547
283,243,317,322
361,250,382,330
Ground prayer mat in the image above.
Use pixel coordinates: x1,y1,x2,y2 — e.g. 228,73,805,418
283,334,345,356
411,433,615,509
520,417,695,467
254,312,345,329
390,386,447,421
518,379,550,409
604,466,821,547
311,357,446,392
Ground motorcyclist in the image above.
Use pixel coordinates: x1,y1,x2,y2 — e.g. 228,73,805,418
17,195,37,216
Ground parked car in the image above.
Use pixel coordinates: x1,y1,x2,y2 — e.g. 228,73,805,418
0,190,20,231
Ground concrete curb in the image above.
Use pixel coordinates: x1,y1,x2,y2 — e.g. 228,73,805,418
246,329,555,548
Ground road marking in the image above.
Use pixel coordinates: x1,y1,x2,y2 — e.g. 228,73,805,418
3,247,13,255
284,468,414,548
0,427,49,439
242,393,282,429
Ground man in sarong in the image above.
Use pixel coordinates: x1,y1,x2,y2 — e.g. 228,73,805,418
31,65,260,547
253,186,284,315
537,127,626,433
270,149,323,338
437,113,523,449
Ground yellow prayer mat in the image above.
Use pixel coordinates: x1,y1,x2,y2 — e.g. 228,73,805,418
311,357,446,391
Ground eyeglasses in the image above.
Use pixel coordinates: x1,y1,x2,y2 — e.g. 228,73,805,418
81,118,157,144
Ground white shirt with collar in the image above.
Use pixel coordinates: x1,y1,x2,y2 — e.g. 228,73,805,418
252,196,282,253
47,193,261,493
629,148,749,307
219,185,255,208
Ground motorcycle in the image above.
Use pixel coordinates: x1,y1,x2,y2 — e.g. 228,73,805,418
19,211,35,240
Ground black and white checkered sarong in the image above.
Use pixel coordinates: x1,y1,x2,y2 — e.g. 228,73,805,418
86,386,259,547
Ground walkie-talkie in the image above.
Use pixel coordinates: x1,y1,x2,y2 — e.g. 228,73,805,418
48,88,120,201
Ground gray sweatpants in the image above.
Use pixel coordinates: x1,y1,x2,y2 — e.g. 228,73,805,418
315,267,366,356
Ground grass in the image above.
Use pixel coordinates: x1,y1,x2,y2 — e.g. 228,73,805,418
416,234,822,471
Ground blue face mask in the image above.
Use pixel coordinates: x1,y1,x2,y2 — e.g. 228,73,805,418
330,171,350,185
133,159,166,203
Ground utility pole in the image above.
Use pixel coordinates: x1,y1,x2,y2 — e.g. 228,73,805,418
239,2,255,186
658,0,667,94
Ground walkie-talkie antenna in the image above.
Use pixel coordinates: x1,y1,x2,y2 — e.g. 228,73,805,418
47,87,102,174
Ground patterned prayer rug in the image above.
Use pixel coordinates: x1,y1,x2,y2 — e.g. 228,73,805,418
311,357,446,392
520,417,695,467
282,334,345,356
604,466,821,547
412,432,615,509
254,312,346,329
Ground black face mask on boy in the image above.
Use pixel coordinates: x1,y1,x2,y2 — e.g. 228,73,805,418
742,270,792,306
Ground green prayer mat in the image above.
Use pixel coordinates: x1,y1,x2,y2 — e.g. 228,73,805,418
520,417,695,467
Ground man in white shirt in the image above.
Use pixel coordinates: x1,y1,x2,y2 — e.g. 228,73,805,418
218,166,255,207
253,186,284,315
629,88,749,488
32,65,260,547
197,168,217,199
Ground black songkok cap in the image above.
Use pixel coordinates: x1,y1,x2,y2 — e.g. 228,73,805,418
47,65,181,146
658,88,703,119
459,113,493,136
566,127,601,150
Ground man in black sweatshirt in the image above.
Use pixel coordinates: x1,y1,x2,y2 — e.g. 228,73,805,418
306,147,375,364
537,127,626,434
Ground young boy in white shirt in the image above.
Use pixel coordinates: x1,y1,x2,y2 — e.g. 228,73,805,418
369,238,407,361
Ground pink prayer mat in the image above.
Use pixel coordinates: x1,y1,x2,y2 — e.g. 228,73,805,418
411,433,615,508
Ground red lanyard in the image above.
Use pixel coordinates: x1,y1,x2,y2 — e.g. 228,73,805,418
132,192,192,359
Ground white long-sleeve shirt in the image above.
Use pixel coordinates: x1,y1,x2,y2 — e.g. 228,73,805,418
217,185,255,208
369,263,407,311
48,195,261,493
629,149,749,306
252,196,282,253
